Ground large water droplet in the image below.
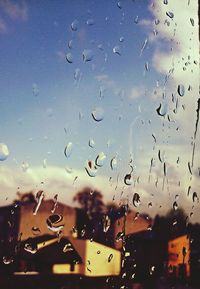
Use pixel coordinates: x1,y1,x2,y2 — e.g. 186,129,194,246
91,107,104,122
3,256,14,265
64,142,73,158
82,49,93,62
71,19,79,31
24,242,37,254
177,84,185,97
113,46,121,56
85,160,98,177
95,152,106,167
110,157,117,170
0,143,9,161
156,102,167,117
46,214,64,233
132,193,141,207
124,174,133,185
66,52,73,64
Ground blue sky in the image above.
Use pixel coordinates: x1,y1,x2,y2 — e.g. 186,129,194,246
0,0,199,221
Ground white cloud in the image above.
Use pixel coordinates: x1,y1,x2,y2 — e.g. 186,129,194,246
129,86,146,100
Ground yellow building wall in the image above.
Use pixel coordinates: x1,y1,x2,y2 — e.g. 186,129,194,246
69,238,121,277
168,235,190,277
19,200,76,240
114,211,151,249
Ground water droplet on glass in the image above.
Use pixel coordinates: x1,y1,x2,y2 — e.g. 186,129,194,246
166,11,174,19
46,214,64,233
173,201,178,210
148,202,152,208
3,256,14,265
117,1,122,9
132,193,141,207
124,174,133,186
33,190,45,215
85,160,98,177
155,19,160,25
108,254,113,262
86,18,95,26
88,138,95,148
74,68,81,82
164,0,168,4
192,192,199,203
32,226,41,235
71,19,79,31
68,39,73,49
0,143,9,161
63,242,73,252
190,18,194,26
51,194,58,214
24,242,37,254
103,215,111,232
119,36,124,42
82,49,93,62
156,102,167,117
95,152,106,167
177,84,185,97
113,46,121,56
91,107,104,122
110,157,117,170
134,16,139,24
115,231,125,241
43,159,47,168
140,39,148,56
66,52,73,63
64,142,73,158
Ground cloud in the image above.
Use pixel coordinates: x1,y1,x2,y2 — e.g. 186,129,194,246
0,0,28,21
0,17,7,33
0,165,115,206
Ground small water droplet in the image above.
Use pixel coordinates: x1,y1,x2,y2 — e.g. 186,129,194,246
74,68,81,82
164,0,168,4
110,157,117,170
88,138,95,148
91,107,104,122
124,174,133,185
166,11,174,19
71,19,79,31
140,39,148,56
85,160,98,177
66,52,73,63
192,192,199,203
115,231,124,241
21,161,29,172
33,191,45,216
68,39,73,49
155,19,160,25
43,159,47,168
134,15,139,24
119,36,124,42
177,84,185,96
103,215,111,232
95,152,106,167
82,49,93,62
0,143,9,161
63,243,73,252
32,226,41,235
117,1,122,9
190,18,194,26
32,83,39,96
132,193,141,207
64,142,73,158
113,46,121,56
173,201,178,210
86,18,95,26
108,254,113,262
